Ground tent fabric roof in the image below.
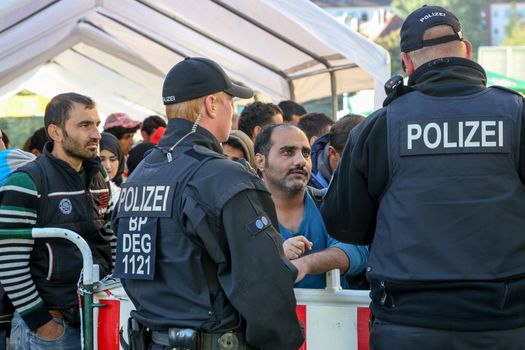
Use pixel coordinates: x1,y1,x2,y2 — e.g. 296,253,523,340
0,0,390,120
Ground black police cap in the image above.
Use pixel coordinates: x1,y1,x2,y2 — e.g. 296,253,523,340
400,5,463,53
162,57,253,105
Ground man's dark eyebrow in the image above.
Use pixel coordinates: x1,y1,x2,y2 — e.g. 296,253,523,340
78,119,96,125
279,145,296,152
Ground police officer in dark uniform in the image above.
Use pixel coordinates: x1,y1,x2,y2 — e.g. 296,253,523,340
322,5,525,350
113,57,304,350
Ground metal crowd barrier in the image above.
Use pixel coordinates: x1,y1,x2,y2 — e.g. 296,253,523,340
0,228,372,350
0,228,97,350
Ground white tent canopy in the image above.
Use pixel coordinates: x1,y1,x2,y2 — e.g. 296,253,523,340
0,0,390,120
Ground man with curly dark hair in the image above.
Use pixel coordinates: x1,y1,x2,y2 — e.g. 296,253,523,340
238,101,283,142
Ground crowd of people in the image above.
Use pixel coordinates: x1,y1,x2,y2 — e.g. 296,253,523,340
0,62,365,350
0,4,523,350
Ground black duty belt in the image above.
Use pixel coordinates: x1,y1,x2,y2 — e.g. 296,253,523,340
152,329,256,350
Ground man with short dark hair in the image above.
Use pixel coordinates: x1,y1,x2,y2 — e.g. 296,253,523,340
278,100,306,125
141,115,167,143
254,124,367,289
0,92,112,349
24,127,49,157
322,5,525,349
238,101,283,142
114,57,303,350
296,112,334,146
309,114,364,189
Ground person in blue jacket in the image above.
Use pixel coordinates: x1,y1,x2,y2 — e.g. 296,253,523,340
254,124,367,289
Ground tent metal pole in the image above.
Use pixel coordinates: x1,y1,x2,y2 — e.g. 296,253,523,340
211,0,339,104
0,0,60,35
210,0,331,68
136,0,288,80
330,71,337,120
96,12,187,57
288,80,296,101
288,63,358,80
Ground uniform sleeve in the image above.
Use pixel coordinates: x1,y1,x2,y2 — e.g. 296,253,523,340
321,110,389,245
0,172,52,330
217,189,304,350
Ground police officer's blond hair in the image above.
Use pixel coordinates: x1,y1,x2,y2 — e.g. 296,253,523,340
165,92,225,122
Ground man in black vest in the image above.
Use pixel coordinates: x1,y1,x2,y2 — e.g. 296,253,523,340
322,5,525,349
0,93,112,349
113,57,304,350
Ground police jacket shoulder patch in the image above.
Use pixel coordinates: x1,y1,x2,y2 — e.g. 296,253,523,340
246,215,271,235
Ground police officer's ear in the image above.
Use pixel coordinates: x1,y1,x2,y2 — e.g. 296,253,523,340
203,94,218,118
463,39,473,60
401,52,415,75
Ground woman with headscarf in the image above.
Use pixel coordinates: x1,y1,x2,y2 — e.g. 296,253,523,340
100,132,125,209
100,132,125,269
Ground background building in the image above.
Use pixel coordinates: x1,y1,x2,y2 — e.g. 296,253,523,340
487,1,525,45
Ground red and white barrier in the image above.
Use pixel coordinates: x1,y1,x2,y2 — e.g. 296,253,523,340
93,278,134,350
93,270,371,350
295,270,371,350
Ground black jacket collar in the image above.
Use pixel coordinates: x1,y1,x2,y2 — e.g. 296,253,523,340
158,118,223,154
42,141,102,182
408,57,487,97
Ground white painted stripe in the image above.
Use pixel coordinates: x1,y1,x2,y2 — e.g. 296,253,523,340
0,254,29,261
13,292,40,308
0,186,38,196
0,246,33,253
0,217,36,224
4,284,35,299
18,298,42,313
0,239,34,245
0,209,37,218
90,189,109,194
48,190,85,197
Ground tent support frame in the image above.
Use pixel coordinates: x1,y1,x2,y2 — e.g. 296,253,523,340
210,0,339,118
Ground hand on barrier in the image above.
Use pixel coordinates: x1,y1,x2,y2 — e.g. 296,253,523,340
36,319,64,340
283,236,313,260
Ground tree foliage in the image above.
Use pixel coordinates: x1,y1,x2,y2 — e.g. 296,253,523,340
389,0,487,58
505,1,520,38
502,0,525,46
502,24,525,46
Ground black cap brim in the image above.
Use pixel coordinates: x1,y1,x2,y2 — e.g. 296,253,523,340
224,83,254,99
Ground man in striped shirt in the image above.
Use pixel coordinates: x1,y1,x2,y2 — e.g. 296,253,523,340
0,93,112,349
